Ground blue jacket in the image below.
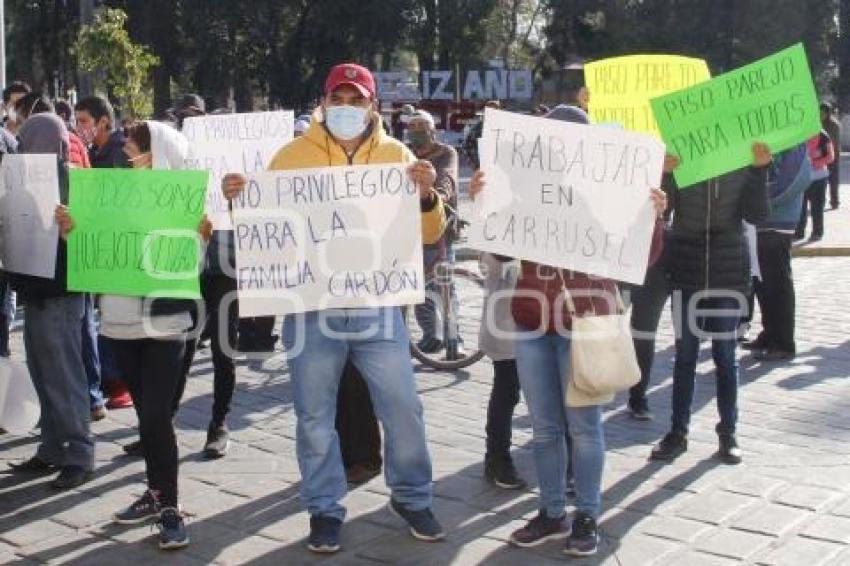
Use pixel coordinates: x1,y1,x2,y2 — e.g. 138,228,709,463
759,144,812,232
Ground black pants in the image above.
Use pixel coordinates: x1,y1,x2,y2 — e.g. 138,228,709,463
797,179,828,238
627,260,670,410
173,273,238,427
336,362,382,470
829,163,840,208
238,316,276,352
0,273,10,357
753,231,796,353
113,337,186,507
485,359,520,462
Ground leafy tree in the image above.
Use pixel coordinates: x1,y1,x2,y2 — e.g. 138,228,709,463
74,7,160,118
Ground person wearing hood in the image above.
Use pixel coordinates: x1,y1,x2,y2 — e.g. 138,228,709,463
651,143,772,466
469,104,667,557
57,120,209,551
222,62,446,554
6,114,95,490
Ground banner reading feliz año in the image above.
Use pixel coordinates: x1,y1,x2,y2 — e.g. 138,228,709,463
651,43,821,188
586,54,711,137
67,169,208,298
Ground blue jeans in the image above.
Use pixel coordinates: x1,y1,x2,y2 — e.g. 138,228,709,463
282,307,433,521
515,331,605,519
671,289,742,437
23,295,94,470
414,242,459,344
82,294,104,410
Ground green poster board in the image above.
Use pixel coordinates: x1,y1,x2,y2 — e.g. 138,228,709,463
67,168,209,298
650,43,821,188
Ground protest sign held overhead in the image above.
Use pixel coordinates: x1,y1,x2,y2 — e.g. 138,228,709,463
66,169,209,298
0,154,61,279
466,108,664,285
586,54,711,137
232,163,424,317
183,111,294,229
651,43,821,188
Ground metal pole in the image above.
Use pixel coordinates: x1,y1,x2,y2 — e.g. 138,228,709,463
1,0,7,92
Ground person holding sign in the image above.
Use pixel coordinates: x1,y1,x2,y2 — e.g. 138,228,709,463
6,113,95,490
222,62,446,555
469,105,667,557
651,143,771,466
58,120,209,551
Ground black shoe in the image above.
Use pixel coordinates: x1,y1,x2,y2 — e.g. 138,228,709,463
203,424,230,459
307,515,342,553
8,456,56,475
484,458,527,490
388,499,444,541
809,234,823,242
157,507,189,550
628,402,653,421
123,439,144,457
416,337,444,354
650,433,688,462
563,512,599,556
509,510,570,547
51,466,92,490
717,434,742,465
113,490,161,524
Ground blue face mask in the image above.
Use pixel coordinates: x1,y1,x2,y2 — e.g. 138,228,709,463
324,105,369,141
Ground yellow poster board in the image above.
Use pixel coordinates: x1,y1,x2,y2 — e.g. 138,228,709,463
586,55,711,137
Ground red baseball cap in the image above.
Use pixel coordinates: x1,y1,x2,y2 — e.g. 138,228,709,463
324,63,376,98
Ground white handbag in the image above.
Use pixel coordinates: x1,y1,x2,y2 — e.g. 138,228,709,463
559,274,641,403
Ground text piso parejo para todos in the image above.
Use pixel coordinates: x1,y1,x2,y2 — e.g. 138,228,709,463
233,165,424,301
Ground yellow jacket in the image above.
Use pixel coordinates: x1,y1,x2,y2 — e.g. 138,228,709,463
268,111,446,244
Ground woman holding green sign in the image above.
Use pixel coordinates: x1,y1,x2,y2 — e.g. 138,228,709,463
57,120,211,551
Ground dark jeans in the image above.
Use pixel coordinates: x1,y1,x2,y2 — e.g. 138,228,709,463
238,316,276,351
829,163,840,207
336,362,382,470
485,359,520,462
753,231,796,353
82,294,104,410
627,261,670,410
797,179,828,237
0,273,10,357
671,289,742,437
174,273,238,427
113,337,186,507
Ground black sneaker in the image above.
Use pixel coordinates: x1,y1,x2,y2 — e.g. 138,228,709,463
717,434,742,465
484,458,527,490
51,466,92,490
509,510,570,547
563,512,599,556
113,490,161,524
203,424,230,459
388,499,445,541
157,507,189,550
307,515,342,553
628,401,653,421
8,456,56,475
416,337,444,354
650,433,688,462
123,439,144,457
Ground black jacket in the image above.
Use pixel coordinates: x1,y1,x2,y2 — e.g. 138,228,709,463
89,130,129,169
666,166,769,293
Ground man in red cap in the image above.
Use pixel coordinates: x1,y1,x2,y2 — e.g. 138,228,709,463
222,63,446,554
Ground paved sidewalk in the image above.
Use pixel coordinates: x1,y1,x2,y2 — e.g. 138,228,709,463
2,253,850,565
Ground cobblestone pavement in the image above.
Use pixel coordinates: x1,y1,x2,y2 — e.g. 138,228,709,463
3,167,850,564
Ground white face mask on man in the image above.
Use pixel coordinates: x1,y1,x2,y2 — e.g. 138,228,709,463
324,105,369,141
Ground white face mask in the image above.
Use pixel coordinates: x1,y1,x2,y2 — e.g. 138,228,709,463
324,105,369,141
